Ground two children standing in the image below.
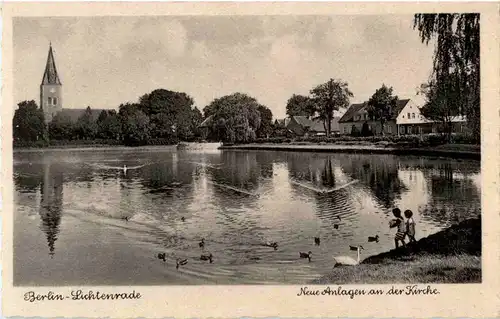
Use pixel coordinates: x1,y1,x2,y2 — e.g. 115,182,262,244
390,208,416,248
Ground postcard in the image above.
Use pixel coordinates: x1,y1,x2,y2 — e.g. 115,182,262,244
1,1,499,318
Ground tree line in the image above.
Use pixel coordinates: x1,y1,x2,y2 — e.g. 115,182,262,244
14,14,479,146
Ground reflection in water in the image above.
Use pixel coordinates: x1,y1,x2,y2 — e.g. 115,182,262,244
13,147,481,285
39,162,63,257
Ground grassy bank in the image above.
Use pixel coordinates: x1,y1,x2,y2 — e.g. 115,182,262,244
312,218,481,284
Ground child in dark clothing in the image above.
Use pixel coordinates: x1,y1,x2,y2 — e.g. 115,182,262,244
404,209,417,243
389,208,406,248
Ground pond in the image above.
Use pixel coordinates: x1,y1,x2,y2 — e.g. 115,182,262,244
13,144,481,285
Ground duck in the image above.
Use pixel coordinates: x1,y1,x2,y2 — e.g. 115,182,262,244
299,251,312,262
199,238,205,248
176,258,188,269
157,253,166,262
200,253,213,263
368,235,380,243
264,241,278,250
121,216,130,222
181,217,185,222
334,245,364,266
314,237,321,246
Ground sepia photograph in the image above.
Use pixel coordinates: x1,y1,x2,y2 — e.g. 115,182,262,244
11,13,483,286
2,2,499,318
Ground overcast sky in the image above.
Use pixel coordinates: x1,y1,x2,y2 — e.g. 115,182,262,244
14,15,434,118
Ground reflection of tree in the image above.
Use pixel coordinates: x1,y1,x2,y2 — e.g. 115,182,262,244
140,153,194,192
210,152,260,191
39,163,63,257
255,152,274,179
423,162,481,224
338,154,406,209
321,157,336,188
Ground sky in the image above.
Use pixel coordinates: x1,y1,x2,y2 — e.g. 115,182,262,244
14,15,435,119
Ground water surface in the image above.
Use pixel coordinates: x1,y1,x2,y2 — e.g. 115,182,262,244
13,144,481,285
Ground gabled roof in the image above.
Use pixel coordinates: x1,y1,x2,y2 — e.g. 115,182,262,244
391,99,411,120
292,116,314,128
339,102,367,123
339,99,412,123
59,108,109,122
41,44,62,85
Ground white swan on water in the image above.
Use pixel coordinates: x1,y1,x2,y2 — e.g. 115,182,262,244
334,245,364,266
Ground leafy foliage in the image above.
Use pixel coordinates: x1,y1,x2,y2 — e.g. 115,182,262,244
310,79,353,136
367,84,398,135
286,94,316,117
13,100,47,142
204,93,264,144
414,13,480,140
119,103,151,146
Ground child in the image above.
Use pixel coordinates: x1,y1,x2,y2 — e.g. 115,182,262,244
389,208,406,248
404,210,417,243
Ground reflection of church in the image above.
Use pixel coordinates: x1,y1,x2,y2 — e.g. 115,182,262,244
39,162,63,257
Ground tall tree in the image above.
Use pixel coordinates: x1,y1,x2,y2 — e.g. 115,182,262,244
97,110,121,140
285,94,315,117
256,104,274,138
49,112,74,140
75,106,98,140
139,89,195,139
414,13,480,141
13,100,47,142
119,103,150,145
204,93,262,144
310,79,353,136
367,84,398,136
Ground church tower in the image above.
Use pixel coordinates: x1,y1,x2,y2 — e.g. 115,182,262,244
40,43,62,123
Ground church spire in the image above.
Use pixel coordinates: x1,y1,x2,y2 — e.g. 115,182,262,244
41,43,61,85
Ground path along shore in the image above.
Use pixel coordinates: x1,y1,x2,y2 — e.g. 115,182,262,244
219,143,480,160
312,218,481,284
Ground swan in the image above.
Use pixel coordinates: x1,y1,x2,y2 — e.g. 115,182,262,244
176,258,188,269
334,245,364,266
123,165,128,173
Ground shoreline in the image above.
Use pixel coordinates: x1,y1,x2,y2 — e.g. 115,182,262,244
219,143,480,160
312,218,481,284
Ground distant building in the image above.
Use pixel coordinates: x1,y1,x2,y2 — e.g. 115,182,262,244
339,99,467,135
274,115,340,137
39,44,111,123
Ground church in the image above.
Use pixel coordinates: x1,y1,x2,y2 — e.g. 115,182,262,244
40,44,107,123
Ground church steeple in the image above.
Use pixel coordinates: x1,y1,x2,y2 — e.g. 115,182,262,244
41,43,62,85
40,43,62,123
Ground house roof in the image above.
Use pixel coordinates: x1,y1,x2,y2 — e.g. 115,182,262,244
41,44,62,85
391,99,411,120
59,108,109,122
310,117,340,132
339,99,411,123
292,116,314,128
339,102,367,123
